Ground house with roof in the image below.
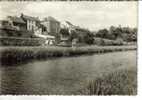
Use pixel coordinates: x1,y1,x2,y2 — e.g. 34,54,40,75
20,13,39,32
7,16,26,31
0,20,9,27
38,16,61,45
0,20,11,30
1,14,62,45
60,21,79,46
41,16,60,36
0,20,18,37
0,14,41,38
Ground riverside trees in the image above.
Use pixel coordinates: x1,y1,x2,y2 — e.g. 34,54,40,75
94,26,137,42
59,25,137,46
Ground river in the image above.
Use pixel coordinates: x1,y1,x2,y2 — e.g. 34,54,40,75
0,51,136,95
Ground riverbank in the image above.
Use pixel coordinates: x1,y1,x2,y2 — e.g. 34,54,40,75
0,45,136,66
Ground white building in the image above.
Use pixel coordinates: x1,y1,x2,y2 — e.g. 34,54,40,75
21,14,39,32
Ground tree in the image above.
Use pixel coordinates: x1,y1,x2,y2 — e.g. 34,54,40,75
60,28,70,36
94,25,137,42
95,29,109,39
84,32,94,44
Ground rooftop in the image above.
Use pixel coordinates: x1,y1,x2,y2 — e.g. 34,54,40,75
21,14,39,21
7,16,25,24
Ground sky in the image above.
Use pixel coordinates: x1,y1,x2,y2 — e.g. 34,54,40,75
0,1,138,31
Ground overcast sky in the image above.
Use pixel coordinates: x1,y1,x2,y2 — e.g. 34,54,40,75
0,1,138,31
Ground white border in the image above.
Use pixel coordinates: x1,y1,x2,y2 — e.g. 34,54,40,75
137,0,142,97
0,0,142,99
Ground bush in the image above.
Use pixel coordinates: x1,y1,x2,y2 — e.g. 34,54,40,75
93,37,124,46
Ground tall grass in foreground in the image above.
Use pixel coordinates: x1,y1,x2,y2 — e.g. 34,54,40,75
78,69,137,95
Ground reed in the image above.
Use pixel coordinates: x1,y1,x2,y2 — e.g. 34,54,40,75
0,45,136,66
78,69,137,95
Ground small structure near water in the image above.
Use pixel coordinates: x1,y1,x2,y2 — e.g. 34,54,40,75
34,33,55,45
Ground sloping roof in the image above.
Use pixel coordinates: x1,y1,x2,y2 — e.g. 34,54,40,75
43,16,59,22
65,21,74,26
8,16,25,24
21,14,39,21
63,21,78,29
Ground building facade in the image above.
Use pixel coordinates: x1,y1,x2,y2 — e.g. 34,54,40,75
21,14,39,32
0,20,9,28
41,16,60,36
7,16,26,31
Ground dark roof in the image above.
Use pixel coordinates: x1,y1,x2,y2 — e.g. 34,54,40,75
8,16,25,24
21,14,39,21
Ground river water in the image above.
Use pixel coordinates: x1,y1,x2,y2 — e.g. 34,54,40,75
0,51,136,95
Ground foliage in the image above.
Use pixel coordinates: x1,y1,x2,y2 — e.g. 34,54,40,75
60,27,94,45
95,29,109,39
60,25,137,46
60,28,70,36
79,69,137,95
94,26,137,42
84,32,94,44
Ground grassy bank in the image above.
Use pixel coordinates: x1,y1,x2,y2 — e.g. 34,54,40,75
78,68,137,95
0,45,136,66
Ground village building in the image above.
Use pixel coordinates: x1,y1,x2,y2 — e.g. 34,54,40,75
0,20,9,27
59,35,70,45
20,14,39,32
34,32,55,45
34,21,43,35
39,16,60,45
0,14,62,45
7,16,26,31
0,20,13,37
60,21,80,46
44,35,55,45
0,18,28,37
41,16,60,36
0,20,10,30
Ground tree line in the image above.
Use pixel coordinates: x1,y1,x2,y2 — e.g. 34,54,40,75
59,25,137,45
94,26,137,42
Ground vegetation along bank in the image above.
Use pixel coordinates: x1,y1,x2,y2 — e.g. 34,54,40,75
0,45,136,66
